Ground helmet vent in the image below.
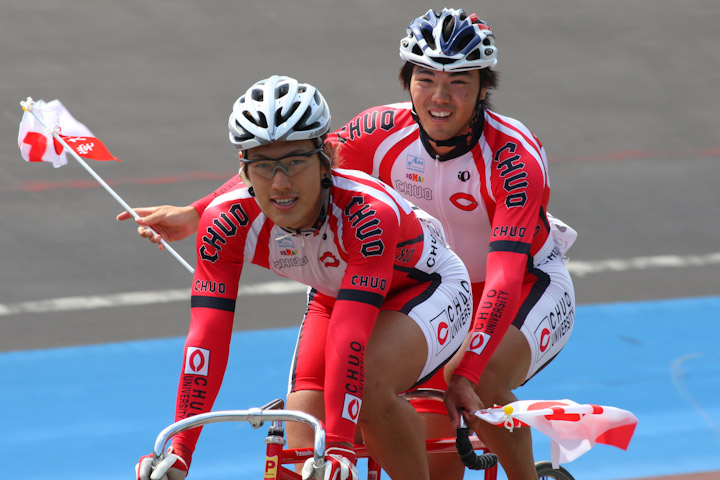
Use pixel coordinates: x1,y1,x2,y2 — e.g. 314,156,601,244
244,111,268,129
250,89,263,102
275,101,300,125
430,56,455,65
295,108,315,131
276,83,289,98
466,49,481,61
441,15,456,43
421,28,436,50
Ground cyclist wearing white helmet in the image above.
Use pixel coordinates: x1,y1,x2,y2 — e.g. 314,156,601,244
123,9,576,480
134,74,473,480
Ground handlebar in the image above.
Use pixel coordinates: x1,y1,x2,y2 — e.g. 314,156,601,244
151,398,326,472
456,416,498,470
150,399,497,476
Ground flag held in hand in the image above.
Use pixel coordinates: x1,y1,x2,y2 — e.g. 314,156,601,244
474,399,638,468
18,98,120,167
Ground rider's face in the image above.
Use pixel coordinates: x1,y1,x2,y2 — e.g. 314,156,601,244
244,140,328,231
410,67,485,154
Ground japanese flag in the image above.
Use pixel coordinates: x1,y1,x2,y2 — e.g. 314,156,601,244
18,99,119,168
474,399,638,468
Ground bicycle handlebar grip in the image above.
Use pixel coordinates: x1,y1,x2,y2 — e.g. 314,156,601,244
456,427,498,470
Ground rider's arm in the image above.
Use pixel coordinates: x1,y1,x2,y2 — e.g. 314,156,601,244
167,200,246,465
452,141,549,385
321,201,401,445
190,174,243,215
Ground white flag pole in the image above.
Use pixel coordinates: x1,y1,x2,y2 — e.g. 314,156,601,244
20,97,195,274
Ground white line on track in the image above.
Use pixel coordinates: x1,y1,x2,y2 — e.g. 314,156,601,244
1,252,719,316
566,251,720,277
0,281,308,317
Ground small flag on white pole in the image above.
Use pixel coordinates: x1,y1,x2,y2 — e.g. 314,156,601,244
18,97,195,274
18,99,120,167
474,399,638,468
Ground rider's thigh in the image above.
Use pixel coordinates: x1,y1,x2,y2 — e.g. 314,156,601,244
475,326,531,402
516,257,575,382
364,310,428,395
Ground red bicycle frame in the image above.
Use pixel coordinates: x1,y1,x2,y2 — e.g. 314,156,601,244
150,399,497,480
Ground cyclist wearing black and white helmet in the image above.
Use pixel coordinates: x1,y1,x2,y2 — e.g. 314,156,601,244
124,9,576,480
134,74,473,480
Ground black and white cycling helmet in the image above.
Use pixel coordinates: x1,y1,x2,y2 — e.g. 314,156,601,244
399,8,497,72
228,75,331,151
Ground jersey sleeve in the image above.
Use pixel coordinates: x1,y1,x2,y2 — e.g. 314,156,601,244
190,174,243,215
453,139,549,385
169,201,247,461
322,196,402,444
328,104,407,177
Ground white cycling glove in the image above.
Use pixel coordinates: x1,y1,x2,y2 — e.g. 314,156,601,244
135,447,189,480
301,446,358,480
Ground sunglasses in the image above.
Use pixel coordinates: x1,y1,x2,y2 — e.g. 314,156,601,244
245,147,323,180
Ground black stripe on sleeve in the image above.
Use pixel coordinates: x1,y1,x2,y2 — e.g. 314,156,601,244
191,295,236,312
489,240,531,256
397,233,424,248
336,289,385,308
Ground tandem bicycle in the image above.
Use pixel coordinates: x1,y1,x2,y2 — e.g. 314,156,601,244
147,398,576,480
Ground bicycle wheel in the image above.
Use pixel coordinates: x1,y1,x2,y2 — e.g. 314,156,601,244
535,461,575,480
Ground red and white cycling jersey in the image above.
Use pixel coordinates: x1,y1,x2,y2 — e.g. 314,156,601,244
329,102,558,383
175,168,471,453
193,102,573,390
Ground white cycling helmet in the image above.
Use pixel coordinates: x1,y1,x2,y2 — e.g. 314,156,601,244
228,75,331,152
399,8,497,72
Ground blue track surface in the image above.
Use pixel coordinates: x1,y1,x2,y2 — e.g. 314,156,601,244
3,296,719,480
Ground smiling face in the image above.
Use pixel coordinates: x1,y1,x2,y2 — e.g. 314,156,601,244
243,139,328,230
409,67,486,156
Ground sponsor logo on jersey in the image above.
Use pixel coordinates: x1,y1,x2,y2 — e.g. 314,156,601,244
184,347,210,376
406,154,425,173
199,204,250,263
275,233,295,249
450,192,479,211
193,280,226,294
533,291,574,364
178,374,208,418
406,172,425,182
492,225,527,239
494,142,529,208
395,247,415,263
342,393,362,424
350,275,387,291
394,180,433,200
345,196,384,257
336,109,395,143
273,256,309,269
467,331,491,356
431,280,472,355
458,170,471,182
275,234,298,256
320,251,340,268
437,321,449,345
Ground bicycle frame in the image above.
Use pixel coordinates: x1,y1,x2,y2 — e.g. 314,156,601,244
150,399,497,480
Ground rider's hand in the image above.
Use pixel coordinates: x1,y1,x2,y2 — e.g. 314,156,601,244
444,374,484,430
117,205,200,250
135,446,189,480
301,446,358,480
